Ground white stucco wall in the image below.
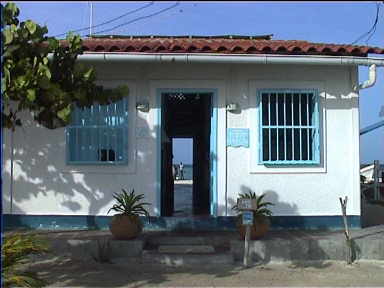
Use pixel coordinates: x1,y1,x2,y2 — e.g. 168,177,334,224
2,62,360,218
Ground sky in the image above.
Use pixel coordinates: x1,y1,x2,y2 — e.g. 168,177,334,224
14,1,384,163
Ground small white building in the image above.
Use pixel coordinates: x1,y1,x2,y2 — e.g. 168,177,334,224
3,35,384,230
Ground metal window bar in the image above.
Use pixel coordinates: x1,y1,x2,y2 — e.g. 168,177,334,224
306,93,310,160
68,99,128,164
299,94,302,161
283,93,287,160
276,94,279,160
268,94,271,161
291,93,294,160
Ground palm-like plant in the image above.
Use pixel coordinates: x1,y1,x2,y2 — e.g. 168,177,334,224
232,190,274,217
108,189,150,220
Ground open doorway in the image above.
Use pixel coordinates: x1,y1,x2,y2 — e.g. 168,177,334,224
172,138,193,216
161,91,212,217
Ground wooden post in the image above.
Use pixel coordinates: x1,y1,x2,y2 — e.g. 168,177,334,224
339,196,352,264
243,225,251,267
374,160,380,200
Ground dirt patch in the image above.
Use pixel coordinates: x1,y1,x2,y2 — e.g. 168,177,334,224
26,255,384,287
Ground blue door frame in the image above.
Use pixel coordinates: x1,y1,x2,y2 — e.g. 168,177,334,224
156,88,218,216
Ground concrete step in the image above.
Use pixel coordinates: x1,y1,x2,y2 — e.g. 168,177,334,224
146,236,207,246
142,251,234,266
158,245,215,254
50,238,143,260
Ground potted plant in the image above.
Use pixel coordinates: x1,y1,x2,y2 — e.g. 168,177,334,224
232,191,274,240
108,189,150,240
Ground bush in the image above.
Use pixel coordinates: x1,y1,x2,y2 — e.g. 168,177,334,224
2,232,49,287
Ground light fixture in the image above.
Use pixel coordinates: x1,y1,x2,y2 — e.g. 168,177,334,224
136,102,149,112
226,103,239,112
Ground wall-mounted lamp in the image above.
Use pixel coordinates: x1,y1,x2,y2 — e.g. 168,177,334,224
226,103,239,112
136,102,149,112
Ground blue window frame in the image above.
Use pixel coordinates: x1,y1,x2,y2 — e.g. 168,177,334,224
66,98,128,165
258,89,320,165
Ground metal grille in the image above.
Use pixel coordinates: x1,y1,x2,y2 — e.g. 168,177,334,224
66,98,128,164
259,89,320,165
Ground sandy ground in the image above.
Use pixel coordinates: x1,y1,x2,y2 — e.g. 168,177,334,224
26,255,384,287
173,181,193,217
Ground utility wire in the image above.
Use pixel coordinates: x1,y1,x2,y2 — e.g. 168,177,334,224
351,2,381,45
87,1,179,36
54,1,154,38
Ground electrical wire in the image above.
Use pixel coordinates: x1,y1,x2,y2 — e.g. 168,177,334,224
54,1,155,38
87,1,179,36
351,2,381,45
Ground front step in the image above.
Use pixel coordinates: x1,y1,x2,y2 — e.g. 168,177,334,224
158,245,215,254
142,250,234,266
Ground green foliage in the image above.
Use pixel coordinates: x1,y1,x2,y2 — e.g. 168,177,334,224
232,190,274,217
1,2,128,130
2,232,49,287
108,189,150,220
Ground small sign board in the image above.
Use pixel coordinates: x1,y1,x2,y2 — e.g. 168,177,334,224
237,198,258,211
242,211,254,226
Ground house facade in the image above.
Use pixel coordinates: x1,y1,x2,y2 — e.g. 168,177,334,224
3,36,384,230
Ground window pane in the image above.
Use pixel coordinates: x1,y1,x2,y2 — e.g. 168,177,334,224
293,93,300,126
286,129,293,160
308,93,314,126
262,128,269,161
285,93,292,125
293,128,300,160
278,128,285,160
262,94,269,126
301,129,308,160
309,128,314,161
270,93,277,126
278,93,285,126
270,128,277,161
301,93,308,126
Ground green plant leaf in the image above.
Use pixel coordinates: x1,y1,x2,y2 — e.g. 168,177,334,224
25,20,36,34
57,106,71,121
26,89,36,102
3,28,13,45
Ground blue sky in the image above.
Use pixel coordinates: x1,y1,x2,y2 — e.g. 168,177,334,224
15,1,384,163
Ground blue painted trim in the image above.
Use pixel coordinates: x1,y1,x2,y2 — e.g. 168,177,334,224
156,88,218,217
4,215,361,231
210,90,218,216
227,128,250,148
155,91,162,216
257,89,320,166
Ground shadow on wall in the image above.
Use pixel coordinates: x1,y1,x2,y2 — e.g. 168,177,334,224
3,95,157,229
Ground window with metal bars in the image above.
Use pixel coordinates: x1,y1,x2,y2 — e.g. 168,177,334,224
66,98,128,164
258,89,320,165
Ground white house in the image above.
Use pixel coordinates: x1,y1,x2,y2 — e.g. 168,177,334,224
3,35,384,230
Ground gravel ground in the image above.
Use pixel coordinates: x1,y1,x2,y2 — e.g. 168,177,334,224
26,255,384,287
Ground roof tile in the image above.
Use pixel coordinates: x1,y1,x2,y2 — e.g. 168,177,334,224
63,36,384,56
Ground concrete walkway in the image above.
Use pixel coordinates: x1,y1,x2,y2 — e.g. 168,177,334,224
12,226,384,287
22,225,384,262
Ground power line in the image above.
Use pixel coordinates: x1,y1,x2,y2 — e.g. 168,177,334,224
351,2,381,45
87,1,180,36
54,1,155,38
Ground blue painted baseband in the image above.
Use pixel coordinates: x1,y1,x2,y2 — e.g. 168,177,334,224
3,214,361,231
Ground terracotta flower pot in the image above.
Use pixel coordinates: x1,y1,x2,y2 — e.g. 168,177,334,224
236,215,270,240
109,215,142,240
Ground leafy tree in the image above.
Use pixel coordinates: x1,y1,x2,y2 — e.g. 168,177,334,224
1,2,128,130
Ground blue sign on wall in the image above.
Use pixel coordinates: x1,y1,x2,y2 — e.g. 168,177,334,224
227,128,249,147
242,211,254,225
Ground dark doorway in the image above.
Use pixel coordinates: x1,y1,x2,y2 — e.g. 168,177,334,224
161,92,212,216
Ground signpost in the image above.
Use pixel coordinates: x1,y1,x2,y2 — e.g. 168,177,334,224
237,198,257,268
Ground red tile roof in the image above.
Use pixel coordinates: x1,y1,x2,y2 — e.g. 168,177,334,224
69,36,384,57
